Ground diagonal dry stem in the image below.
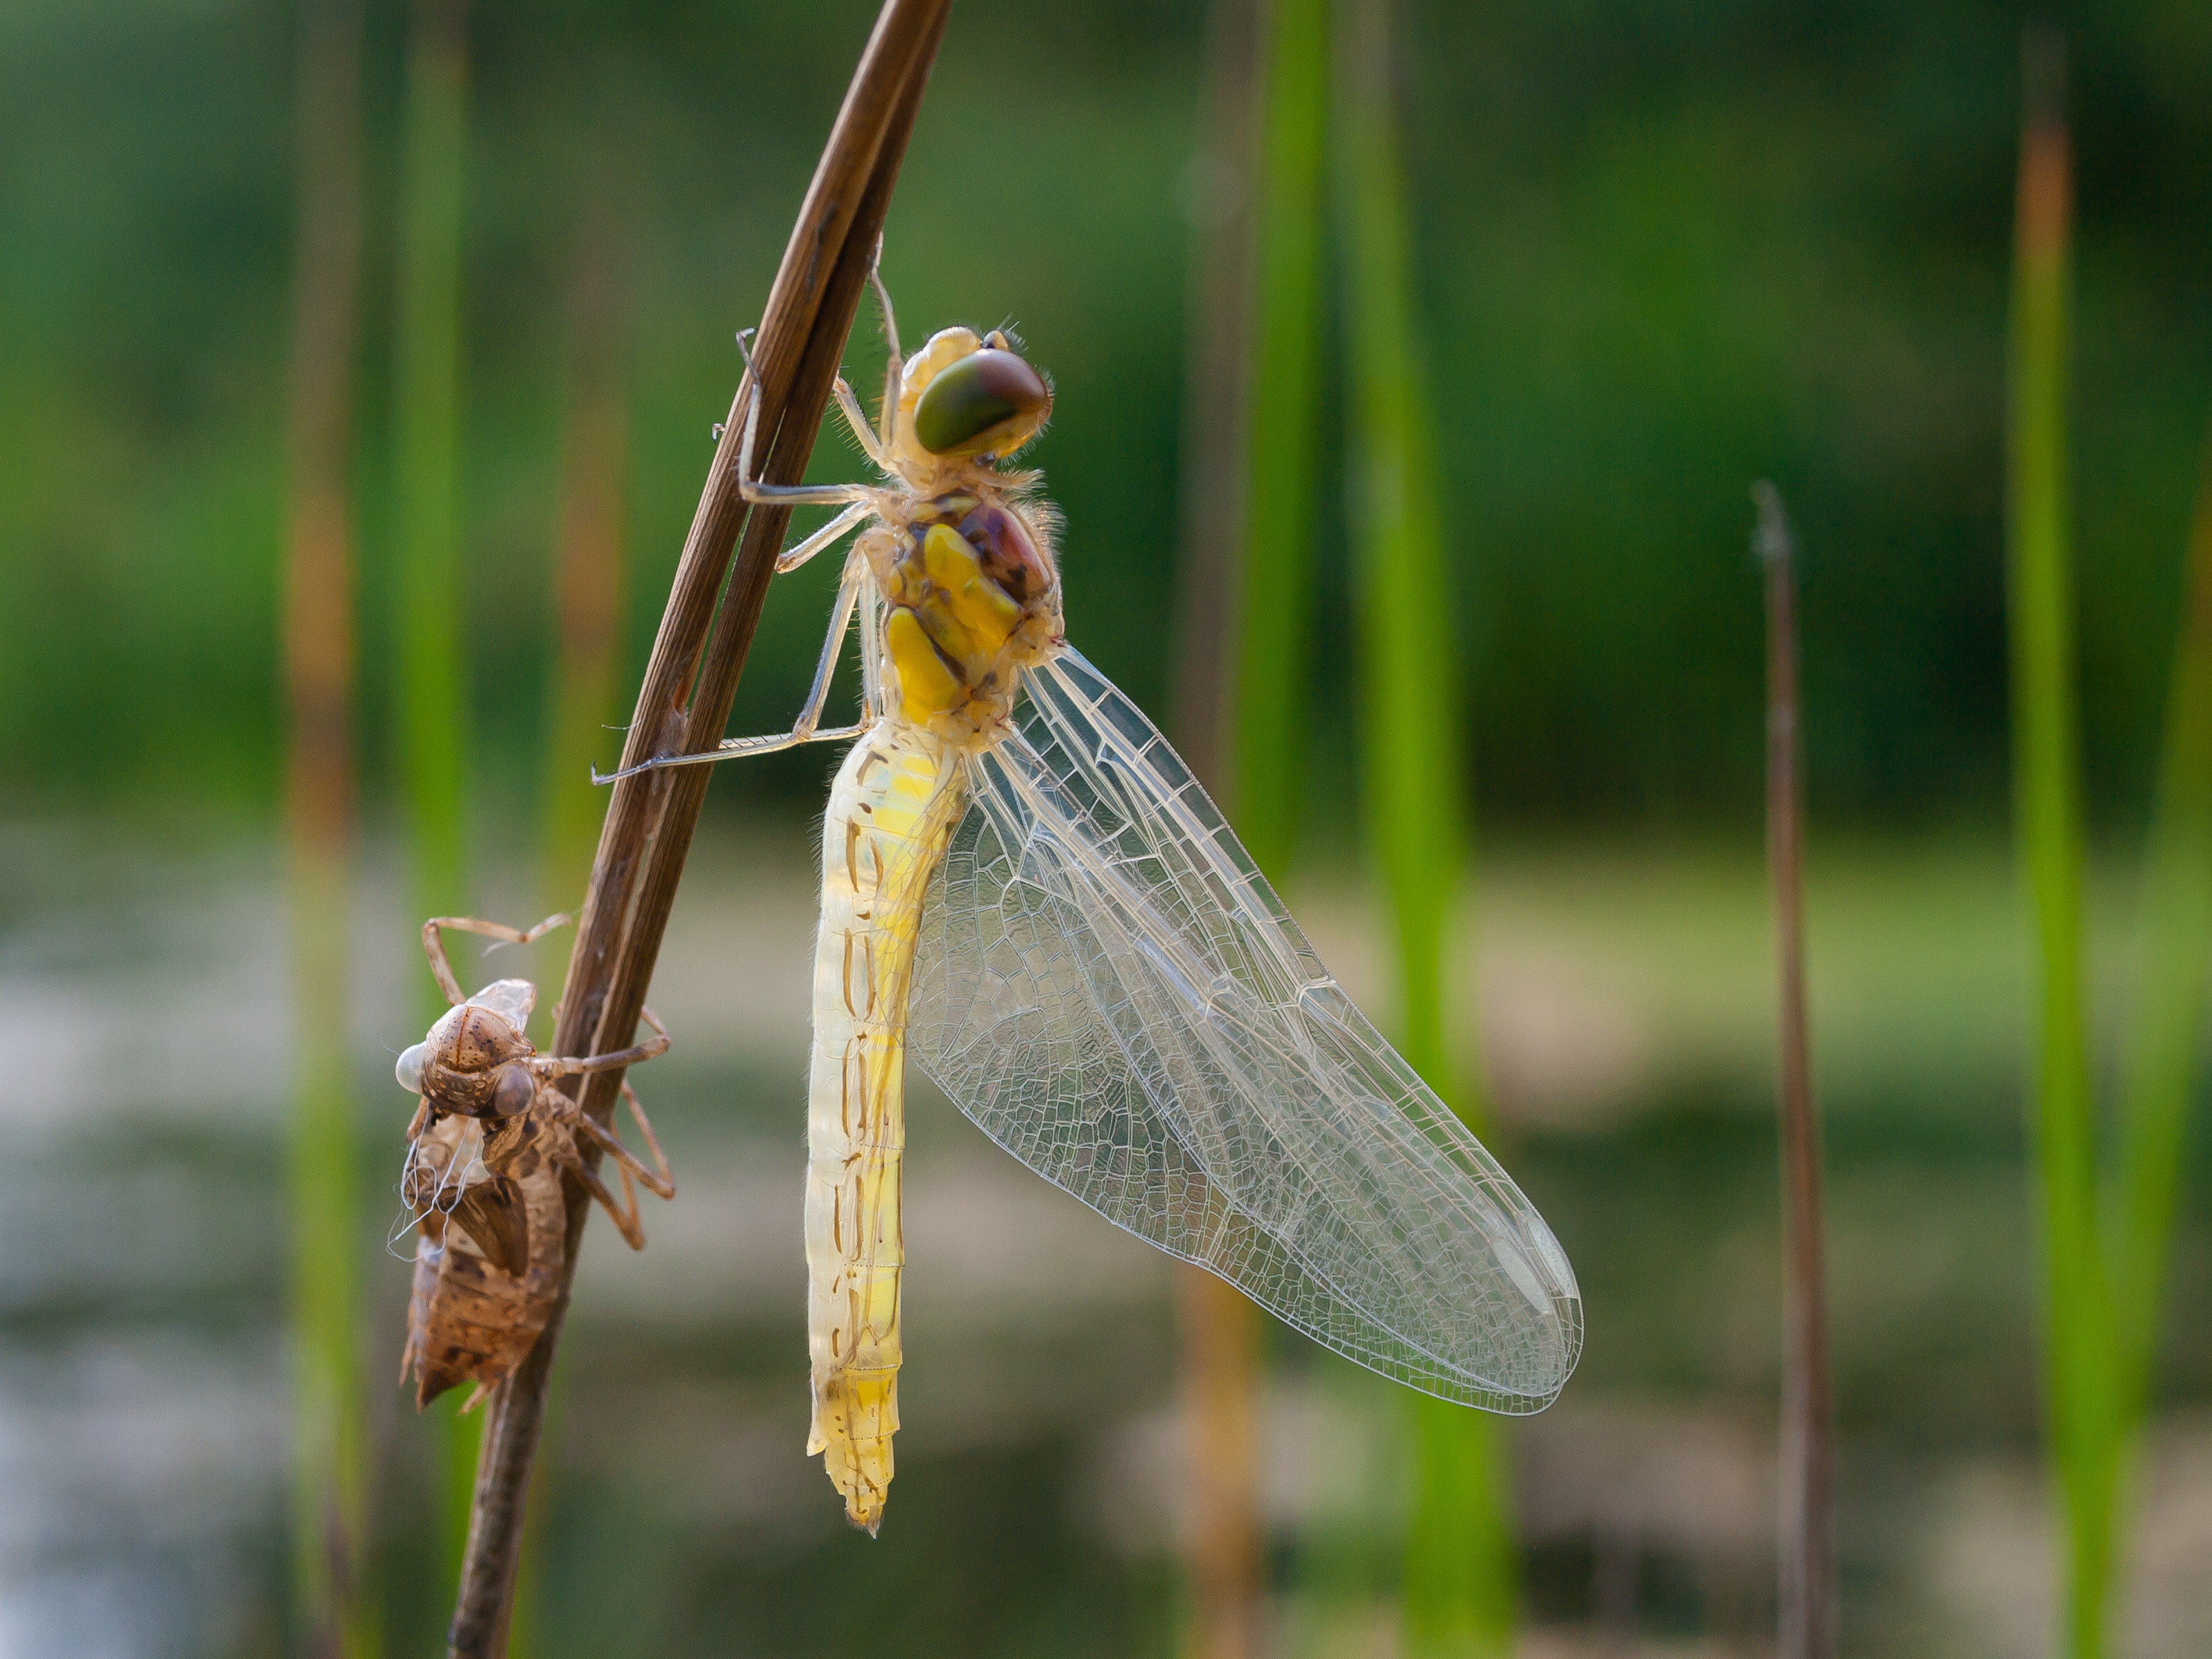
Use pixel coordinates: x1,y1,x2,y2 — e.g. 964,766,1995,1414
442,4,953,1652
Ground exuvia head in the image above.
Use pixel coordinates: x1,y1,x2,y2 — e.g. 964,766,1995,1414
901,328,1052,464
396,1005,539,1120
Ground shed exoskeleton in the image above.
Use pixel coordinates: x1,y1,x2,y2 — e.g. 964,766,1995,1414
395,913,676,1410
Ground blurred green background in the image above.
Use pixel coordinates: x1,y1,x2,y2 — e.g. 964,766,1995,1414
8,0,2210,833
3,1,2210,1656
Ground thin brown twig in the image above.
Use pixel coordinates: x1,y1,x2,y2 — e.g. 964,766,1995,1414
1754,481,1835,1659
442,4,953,1651
1167,0,1263,1652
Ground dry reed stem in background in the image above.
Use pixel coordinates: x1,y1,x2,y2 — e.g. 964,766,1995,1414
443,3,953,1651
1754,483,1835,1659
1169,0,1264,1652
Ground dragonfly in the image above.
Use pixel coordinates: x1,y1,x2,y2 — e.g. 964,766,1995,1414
605,268,1583,1534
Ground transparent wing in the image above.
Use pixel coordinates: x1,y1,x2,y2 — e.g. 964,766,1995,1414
908,648,1582,1412
465,978,536,1028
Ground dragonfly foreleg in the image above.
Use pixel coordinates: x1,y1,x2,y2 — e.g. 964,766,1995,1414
420,913,572,1007
831,377,884,468
594,570,870,783
732,327,872,508
539,1004,671,1078
867,246,903,454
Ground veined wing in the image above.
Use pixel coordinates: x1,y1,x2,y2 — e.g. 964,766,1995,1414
908,648,1582,1412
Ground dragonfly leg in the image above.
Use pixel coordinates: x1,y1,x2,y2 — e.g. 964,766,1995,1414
420,913,573,1006
570,1152,648,1251
776,498,872,576
732,327,871,508
831,376,884,467
540,1004,671,1078
594,569,870,783
867,243,904,454
573,1080,676,1201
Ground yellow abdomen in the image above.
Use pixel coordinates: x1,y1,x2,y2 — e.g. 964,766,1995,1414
805,720,964,1532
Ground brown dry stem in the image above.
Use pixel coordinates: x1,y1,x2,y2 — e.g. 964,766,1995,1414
442,4,953,1651
1755,482,1835,1659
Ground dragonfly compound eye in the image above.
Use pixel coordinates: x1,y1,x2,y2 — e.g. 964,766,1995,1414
396,1042,429,1094
489,1062,537,1119
912,348,1051,458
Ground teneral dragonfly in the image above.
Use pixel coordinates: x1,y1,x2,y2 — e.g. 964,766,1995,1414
607,273,1582,1533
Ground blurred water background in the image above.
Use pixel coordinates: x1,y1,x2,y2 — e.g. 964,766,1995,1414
2,0,2210,1654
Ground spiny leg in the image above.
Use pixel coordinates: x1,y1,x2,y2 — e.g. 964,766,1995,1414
573,1156,648,1251
420,913,573,1007
573,1079,677,1201
867,241,903,453
568,1079,676,1250
777,498,872,576
537,1004,672,1077
832,378,885,469
732,327,872,509
788,566,865,738
594,569,868,783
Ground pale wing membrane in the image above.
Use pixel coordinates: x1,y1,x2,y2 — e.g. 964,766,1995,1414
908,649,1582,1411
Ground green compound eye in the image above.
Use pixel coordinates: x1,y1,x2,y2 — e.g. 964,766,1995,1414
913,347,1051,457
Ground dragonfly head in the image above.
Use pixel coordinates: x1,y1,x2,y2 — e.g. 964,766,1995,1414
898,327,1053,467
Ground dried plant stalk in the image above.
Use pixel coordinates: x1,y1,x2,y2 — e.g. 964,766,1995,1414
1170,0,1263,1651
1754,483,1835,1659
442,4,952,1652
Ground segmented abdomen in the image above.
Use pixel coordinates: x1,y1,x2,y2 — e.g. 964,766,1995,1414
806,720,965,1533
400,1114,566,1411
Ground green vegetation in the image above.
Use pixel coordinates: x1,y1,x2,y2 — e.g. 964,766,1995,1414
282,0,372,1649
2111,446,2212,1503
1227,0,1327,878
288,868,375,1658
392,0,471,937
390,0,478,1592
2006,36,2206,1656
1333,0,1513,1649
7,1,2204,835
6,0,2210,1652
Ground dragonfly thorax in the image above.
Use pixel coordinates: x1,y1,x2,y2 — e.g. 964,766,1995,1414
868,488,1061,747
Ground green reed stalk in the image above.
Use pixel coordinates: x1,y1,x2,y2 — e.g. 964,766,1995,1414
392,0,476,1589
1334,3,1512,1651
2005,31,2118,1658
2108,433,2212,1507
282,0,374,1652
1229,0,1327,877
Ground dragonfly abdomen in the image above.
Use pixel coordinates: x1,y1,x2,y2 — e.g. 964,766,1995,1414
805,720,965,1533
